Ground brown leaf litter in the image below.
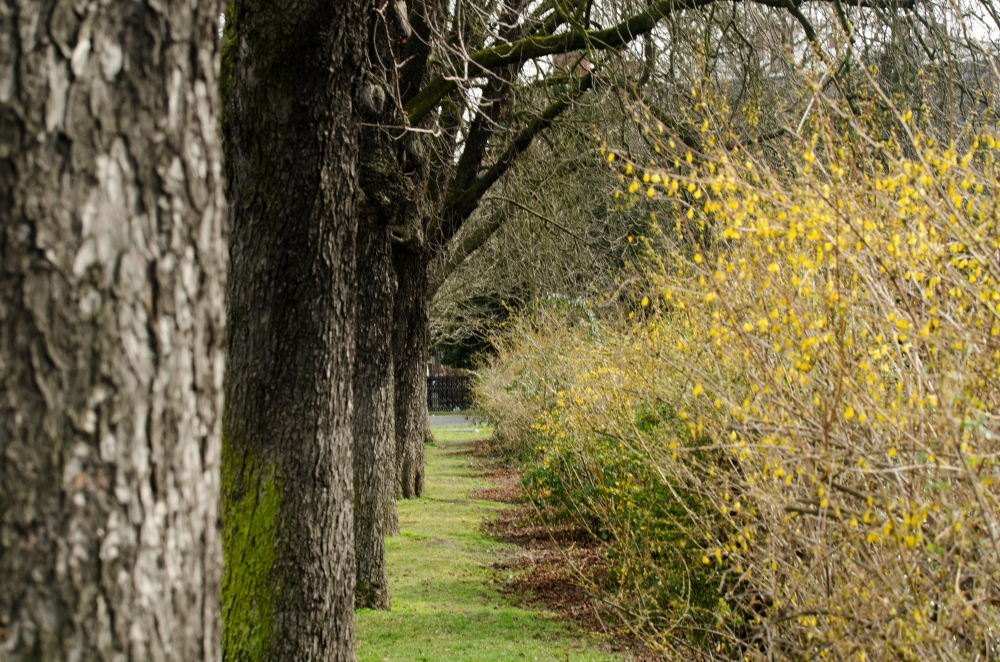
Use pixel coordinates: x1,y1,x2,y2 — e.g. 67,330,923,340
471,455,664,661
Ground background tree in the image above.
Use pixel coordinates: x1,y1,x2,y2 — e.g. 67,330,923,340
0,0,226,658
429,101,644,363
352,3,413,608
220,0,370,658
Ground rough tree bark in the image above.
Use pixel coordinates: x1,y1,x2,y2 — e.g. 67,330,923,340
349,0,441,503
392,242,430,499
220,0,369,658
352,209,397,610
0,0,226,659
348,2,421,609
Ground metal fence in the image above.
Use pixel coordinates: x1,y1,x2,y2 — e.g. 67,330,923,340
427,375,472,411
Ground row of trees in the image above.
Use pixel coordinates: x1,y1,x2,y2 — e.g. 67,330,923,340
3,0,994,660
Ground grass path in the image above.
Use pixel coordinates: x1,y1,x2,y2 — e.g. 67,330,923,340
356,427,625,662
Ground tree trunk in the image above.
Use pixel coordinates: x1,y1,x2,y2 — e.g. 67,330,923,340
220,0,368,659
0,0,226,659
352,212,397,610
393,242,430,499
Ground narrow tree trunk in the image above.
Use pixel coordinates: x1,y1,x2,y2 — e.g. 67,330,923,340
221,0,368,659
393,242,429,498
0,0,226,659
352,213,397,609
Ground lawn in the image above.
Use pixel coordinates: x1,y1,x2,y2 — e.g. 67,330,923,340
429,424,494,443
355,427,625,661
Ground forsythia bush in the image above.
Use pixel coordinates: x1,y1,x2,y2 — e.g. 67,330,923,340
477,98,1000,660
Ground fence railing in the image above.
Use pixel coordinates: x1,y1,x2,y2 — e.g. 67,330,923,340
427,375,472,411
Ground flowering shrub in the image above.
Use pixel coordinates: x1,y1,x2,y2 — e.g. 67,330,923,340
477,95,1000,659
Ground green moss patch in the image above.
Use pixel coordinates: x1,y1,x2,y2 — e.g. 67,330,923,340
222,444,280,662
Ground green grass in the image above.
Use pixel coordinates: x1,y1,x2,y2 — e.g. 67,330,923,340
356,428,626,662
430,425,494,443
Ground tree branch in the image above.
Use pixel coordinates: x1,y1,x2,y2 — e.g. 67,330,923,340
427,193,596,300
433,72,593,244
404,0,713,125
403,0,914,126
398,0,436,106
426,209,505,300
449,2,529,201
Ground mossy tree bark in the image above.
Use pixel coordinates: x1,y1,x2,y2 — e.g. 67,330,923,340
221,0,369,658
0,0,226,658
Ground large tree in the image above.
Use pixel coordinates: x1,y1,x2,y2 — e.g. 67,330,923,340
352,206,397,610
371,0,646,501
220,0,370,658
0,0,226,658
